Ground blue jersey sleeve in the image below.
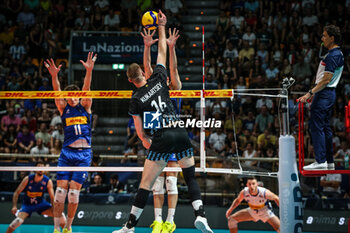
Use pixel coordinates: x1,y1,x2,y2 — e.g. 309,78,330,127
324,51,344,73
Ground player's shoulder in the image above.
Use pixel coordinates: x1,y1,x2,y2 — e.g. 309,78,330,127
328,47,344,58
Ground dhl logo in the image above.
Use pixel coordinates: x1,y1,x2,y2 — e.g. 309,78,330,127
27,191,43,198
67,92,91,97
66,116,88,126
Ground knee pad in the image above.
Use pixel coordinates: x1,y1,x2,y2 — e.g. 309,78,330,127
166,176,178,195
68,189,80,204
54,187,67,203
9,217,24,230
228,218,238,229
152,176,165,195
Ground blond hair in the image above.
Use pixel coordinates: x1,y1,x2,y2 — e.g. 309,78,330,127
127,63,143,84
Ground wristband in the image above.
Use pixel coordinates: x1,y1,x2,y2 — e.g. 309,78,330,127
308,90,313,95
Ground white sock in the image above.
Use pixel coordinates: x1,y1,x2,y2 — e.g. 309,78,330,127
65,217,74,230
130,206,143,220
54,217,61,231
154,208,162,222
192,200,203,211
166,208,176,223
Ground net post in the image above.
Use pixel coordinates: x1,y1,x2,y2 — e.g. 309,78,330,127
279,78,303,232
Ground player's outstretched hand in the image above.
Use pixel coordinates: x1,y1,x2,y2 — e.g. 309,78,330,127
44,58,62,78
141,28,159,47
158,10,167,26
80,52,97,72
167,28,180,48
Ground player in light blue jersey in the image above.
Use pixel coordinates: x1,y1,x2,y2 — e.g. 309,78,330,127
6,161,66,233
45,52,97,233
298,25,344,170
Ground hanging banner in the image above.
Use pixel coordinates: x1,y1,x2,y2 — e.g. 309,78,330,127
71,36,158,63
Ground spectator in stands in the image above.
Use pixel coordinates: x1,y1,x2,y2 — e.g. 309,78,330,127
35,123,51,146
230,9,245,30
51,123,64,148
104,9,120,31
121,0,138,27
17,5,35,28
9,37,26,65
320,174,342,198
243,112,255,132
223,43,239,62
37,109,51,126
20,110,37,134
302,7,318,27
0,133,6,153
2,107,21,132
50,110,62,130
292,55,312,84
225,141,240,158
89,174,109,193
256,97,273,111
4,124,18,153
254,105,273,134
90,6,105,31
17,124,35,154
265,61,279,84
256,44,269,70
51,138,62,156
242,141,257,167
28,23,43,59
165,0,183,17
257,129,277,151
216,10,230,32
260,144,278,171
94,0,110,14
242,25,256,47
109,174,125,193
238,40,255,64
208,127,227,155
30,138,49,161
75,10,90,30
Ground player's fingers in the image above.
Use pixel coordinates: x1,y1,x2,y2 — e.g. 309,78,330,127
151,30,156,36
92,54,97,62
50,58,56,67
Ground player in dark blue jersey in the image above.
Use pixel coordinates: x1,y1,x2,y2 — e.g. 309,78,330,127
298,25,344,170
141,28,181,233
45,52,97,233
6,162,66,233
113,11,213,233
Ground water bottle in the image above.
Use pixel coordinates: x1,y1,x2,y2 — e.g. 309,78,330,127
345,152,349,169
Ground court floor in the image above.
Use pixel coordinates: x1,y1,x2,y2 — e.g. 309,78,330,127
0,224,333,233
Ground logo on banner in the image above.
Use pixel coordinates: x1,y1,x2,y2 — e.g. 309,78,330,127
143,111,162,129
